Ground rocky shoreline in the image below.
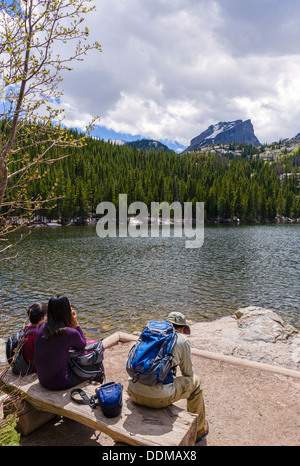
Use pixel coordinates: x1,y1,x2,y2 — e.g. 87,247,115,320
188,306,300,372
1,306,299,372
27,215,300,227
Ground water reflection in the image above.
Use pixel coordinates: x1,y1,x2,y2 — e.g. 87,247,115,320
0,223,299,337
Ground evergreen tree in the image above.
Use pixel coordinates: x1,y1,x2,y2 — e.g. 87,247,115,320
5,134,300,224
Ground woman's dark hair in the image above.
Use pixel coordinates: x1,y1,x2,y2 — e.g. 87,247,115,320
43,295,73,339
27,302,47,325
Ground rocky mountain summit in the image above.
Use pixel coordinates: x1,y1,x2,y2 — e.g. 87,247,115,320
187,119,261,150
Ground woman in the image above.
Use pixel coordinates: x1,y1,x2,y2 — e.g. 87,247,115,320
35,295,87,390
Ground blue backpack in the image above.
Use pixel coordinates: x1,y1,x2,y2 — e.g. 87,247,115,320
126,321,178,386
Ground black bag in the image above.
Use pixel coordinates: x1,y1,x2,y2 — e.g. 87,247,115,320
6,328,37,376
71,382,123,418
68,340,105,383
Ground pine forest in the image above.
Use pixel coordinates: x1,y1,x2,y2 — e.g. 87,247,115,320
4,127,300,225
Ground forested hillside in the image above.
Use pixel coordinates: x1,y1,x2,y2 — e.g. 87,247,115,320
5,130,300,224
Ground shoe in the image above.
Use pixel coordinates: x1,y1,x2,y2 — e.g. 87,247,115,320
195,421,209,443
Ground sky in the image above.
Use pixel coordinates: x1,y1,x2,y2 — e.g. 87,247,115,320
57,0,300,150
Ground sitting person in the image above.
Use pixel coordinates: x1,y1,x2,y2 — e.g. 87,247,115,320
35,295,87,390
23,302,47,372
127,311,208,443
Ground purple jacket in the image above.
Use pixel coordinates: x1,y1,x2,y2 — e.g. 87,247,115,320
35,321,86,390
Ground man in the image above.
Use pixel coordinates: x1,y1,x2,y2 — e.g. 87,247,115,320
127,311,208,443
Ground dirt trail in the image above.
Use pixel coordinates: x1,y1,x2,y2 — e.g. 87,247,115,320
15,340,300,447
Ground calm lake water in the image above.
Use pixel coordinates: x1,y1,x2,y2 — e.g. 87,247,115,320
0,223,299,338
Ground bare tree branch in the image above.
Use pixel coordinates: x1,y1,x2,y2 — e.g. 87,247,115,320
0,0,101,249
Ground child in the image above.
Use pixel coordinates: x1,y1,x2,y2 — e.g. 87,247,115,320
23,302,47,372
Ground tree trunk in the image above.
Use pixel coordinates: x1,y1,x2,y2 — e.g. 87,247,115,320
0,159,8,208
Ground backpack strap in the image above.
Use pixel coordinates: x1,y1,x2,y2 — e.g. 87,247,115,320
70,388,98,409
24,327,38,334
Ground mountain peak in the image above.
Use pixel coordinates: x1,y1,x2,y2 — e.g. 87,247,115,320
188,119,261,150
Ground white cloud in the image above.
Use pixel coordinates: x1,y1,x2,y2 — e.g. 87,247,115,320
56,0,300,145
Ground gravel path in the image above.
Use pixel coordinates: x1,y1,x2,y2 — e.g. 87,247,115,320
12,341,300,447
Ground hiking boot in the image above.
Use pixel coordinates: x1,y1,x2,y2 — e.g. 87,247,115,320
195,421,209,443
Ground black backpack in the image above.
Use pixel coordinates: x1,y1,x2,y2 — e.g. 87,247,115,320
68,340,105,383
6,328,37,375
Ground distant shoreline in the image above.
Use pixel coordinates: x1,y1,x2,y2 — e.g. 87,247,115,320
26,215,300,228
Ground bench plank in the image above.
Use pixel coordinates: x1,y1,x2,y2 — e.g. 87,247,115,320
3,398,56,435
0,371,197,446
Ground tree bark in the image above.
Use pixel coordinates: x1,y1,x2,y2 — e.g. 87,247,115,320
0,160,8,208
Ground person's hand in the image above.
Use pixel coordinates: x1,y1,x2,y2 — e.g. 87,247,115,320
71,309,79,328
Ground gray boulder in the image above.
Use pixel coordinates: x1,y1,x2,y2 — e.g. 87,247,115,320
189,306,300,371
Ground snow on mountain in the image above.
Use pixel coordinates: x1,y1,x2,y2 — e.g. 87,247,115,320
204,121,237,140
187,119,261,149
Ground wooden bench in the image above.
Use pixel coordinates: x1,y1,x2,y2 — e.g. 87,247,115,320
0,333,198,446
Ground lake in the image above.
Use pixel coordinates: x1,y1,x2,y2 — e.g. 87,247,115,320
0,223,299,338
